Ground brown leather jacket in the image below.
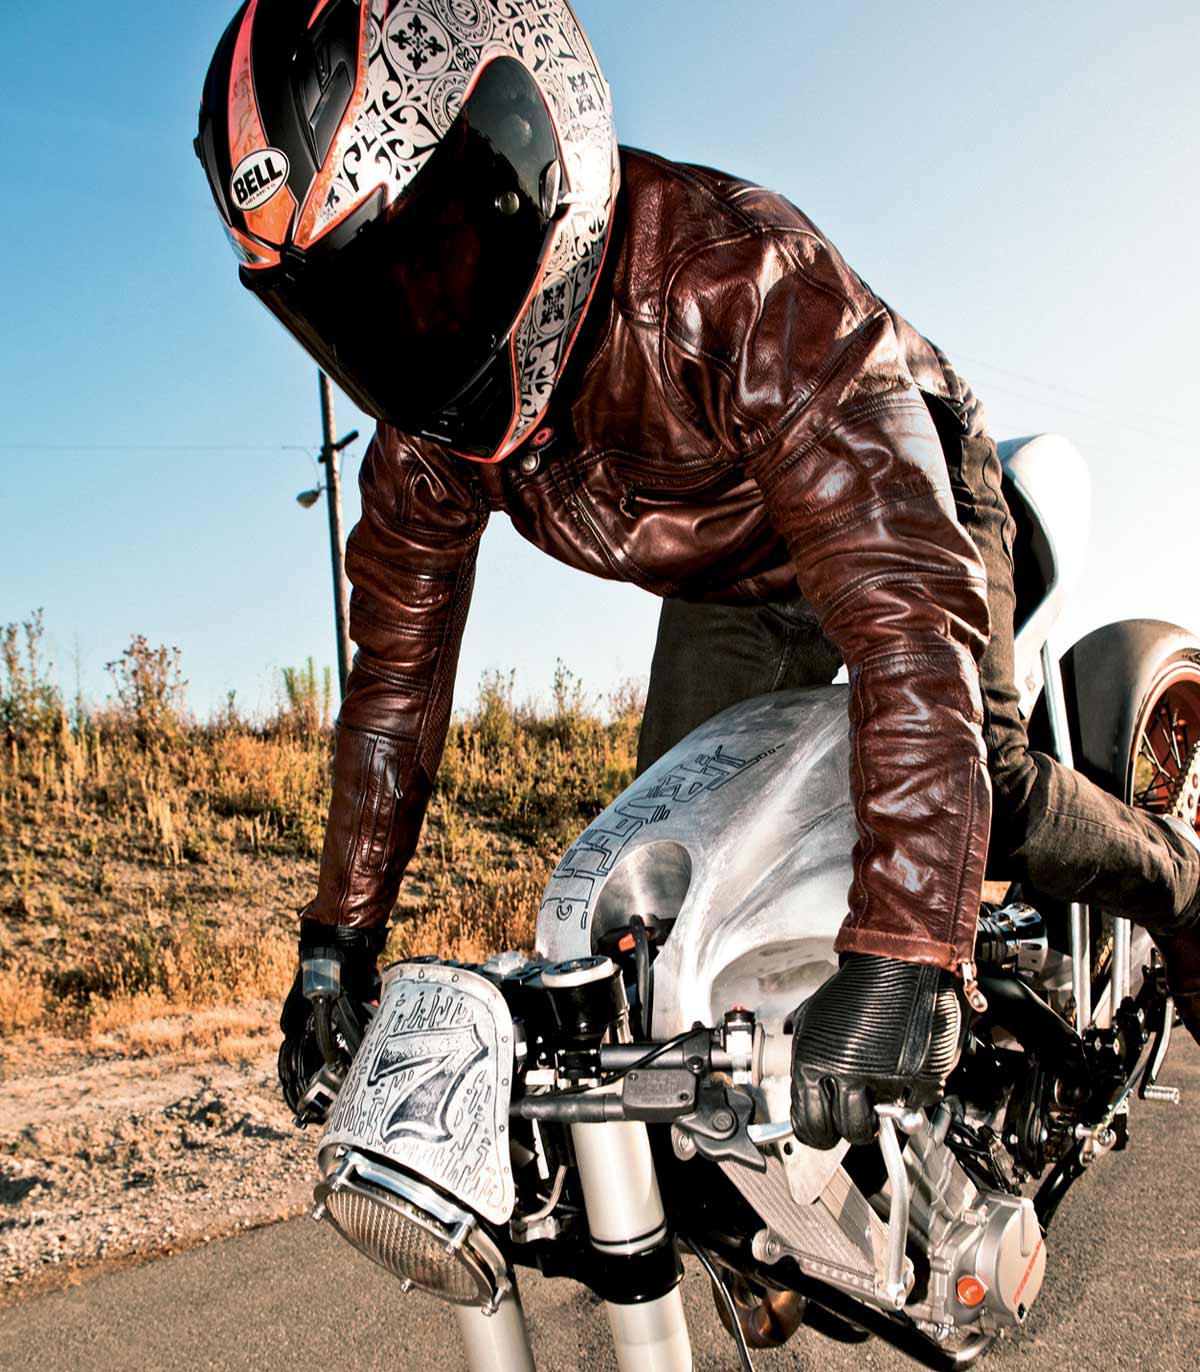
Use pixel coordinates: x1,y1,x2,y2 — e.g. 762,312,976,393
302,148,993,975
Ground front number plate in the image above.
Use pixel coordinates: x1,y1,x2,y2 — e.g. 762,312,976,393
319,963,516,1223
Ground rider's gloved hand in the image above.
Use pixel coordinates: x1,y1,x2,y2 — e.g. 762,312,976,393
789,954,964,1149
278,918,388,1124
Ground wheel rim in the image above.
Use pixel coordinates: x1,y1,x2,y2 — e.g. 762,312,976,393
1127,664,1200,826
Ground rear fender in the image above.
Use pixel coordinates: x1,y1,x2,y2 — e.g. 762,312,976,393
1052,619,1200,800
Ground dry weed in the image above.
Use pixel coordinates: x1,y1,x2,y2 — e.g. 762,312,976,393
88,1002,277,1059
1,623,643,1050
0,967,45,1034
388,862,550,965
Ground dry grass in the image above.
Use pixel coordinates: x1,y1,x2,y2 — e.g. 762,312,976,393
87,1003,280,1063
1,620,643,1053
387,864,550,965
0,966,45,1034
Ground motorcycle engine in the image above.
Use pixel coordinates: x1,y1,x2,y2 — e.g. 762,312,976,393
904,1106,1047,1336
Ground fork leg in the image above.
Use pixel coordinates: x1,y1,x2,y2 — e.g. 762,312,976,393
572,1119,693,1372
455,1284,537,1372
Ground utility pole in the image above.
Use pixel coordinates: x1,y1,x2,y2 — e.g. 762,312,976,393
317,371,358,699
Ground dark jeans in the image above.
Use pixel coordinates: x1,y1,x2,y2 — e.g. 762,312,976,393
637,423,1199,929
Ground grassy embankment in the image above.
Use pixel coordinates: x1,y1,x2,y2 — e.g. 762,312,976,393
0,613,641,1059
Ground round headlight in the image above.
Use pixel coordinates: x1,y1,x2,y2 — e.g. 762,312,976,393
315,1153,510,1311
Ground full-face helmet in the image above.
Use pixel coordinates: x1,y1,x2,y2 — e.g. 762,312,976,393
196,1,618,461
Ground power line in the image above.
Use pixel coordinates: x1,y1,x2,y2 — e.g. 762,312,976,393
962,378,1196,450
0,442,319,454
950,351,1193,444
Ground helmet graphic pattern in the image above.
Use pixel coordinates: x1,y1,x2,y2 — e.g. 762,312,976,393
294,0,618,450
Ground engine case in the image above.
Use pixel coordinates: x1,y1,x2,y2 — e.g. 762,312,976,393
904,1118,1047,1335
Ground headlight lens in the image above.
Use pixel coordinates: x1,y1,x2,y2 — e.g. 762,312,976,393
315,1154,509,1310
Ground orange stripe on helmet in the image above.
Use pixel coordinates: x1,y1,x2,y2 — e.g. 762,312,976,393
308,0,338,27
293,0,374,250
228,0,296,247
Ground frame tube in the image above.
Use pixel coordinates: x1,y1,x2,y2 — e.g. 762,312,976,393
1041,641,1093,1027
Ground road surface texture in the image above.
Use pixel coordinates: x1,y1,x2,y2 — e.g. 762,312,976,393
3,1040,1197,1372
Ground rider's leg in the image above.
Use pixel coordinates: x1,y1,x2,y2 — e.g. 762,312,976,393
940,417,1200,927
636,592,842,776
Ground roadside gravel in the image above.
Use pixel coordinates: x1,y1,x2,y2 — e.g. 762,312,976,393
0,1021,314,1301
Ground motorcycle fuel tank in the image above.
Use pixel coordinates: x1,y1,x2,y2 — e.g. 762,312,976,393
537,686,856,1038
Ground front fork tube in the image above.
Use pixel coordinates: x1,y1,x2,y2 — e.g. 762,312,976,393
454,1121,692,1372
572,1119,693,1372
455,1288,536,1372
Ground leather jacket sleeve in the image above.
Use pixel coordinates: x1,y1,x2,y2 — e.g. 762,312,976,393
666,225,993,973
302,429,487,930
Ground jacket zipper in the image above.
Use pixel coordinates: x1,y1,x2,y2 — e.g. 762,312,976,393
959,960,989,1013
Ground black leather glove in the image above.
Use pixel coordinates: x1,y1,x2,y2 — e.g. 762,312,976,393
278,919,387,1125
789,953,963,1149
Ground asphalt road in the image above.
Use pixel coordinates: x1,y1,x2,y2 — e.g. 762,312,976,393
3,1041,1198,1372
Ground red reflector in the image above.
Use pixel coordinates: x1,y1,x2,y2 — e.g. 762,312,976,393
956,1275,988,1308
617,933,636,952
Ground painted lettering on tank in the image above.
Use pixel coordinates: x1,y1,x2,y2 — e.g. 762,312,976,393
541,742,783,929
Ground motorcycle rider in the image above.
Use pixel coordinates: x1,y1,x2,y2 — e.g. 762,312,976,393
197,0,1200,1149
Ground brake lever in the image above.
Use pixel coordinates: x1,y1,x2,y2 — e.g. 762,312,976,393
746,1120,794,1147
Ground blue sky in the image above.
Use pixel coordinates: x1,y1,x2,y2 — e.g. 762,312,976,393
2,1,1197,718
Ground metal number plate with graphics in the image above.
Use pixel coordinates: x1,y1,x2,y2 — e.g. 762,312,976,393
319,964,516,1224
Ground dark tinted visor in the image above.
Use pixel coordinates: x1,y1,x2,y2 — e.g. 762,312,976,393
243,57,561,432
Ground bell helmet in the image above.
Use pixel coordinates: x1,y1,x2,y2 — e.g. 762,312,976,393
196,0,618,461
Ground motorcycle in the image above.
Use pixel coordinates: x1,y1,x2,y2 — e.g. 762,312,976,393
299,433,1199,1371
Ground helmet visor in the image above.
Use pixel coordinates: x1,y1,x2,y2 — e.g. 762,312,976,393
243,57,562,435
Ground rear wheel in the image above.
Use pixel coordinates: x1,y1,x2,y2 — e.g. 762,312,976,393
1052,625,1200,1016
1093,662,1200,1012
1127,666,1200,821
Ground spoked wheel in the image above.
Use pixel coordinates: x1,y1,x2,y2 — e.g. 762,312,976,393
1128,669,1200,821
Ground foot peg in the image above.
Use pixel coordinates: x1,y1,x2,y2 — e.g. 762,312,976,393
1141,1083,1182,1104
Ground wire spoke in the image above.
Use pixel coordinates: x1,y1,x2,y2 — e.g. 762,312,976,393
1138,735,1171,801
1159,707,1183,769
1131,686,1200,815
